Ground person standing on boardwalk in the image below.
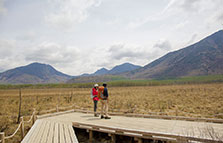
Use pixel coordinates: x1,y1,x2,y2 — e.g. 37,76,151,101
91,84,99,117
98,83,111,119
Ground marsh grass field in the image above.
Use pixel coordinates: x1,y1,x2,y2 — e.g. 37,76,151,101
0,82,223,142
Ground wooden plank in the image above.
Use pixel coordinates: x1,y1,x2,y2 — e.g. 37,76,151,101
40,121,51,143
53,122,59,143
59,123,66,143
68,125,79,143
21,120,40,143
33,120,47,143
46,122,54,143
26,120,44,143
64,124,72,143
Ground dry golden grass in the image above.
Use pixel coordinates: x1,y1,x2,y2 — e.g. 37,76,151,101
0,83,223,142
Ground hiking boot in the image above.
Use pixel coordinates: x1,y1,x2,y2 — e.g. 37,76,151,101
105,116,111,119
101,115,104,119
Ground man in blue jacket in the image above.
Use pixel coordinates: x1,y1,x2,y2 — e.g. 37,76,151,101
100,83,111,119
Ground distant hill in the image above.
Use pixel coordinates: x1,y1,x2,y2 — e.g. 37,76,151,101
93,63,141,75
0,62,72,84
125,30,223,79
108,63,142,74
93,68,109,75
67,63,141,83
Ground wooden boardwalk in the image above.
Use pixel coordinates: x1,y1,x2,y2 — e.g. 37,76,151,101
21,119,78,143
21,111,223,142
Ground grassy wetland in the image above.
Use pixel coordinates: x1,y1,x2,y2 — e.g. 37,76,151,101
0,80,223,142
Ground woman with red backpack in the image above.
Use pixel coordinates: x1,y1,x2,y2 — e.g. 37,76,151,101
91,84,99,117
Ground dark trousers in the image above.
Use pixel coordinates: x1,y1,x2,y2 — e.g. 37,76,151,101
94,100,98,112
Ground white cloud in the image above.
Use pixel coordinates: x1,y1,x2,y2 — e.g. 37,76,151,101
164,0,223,16
45,0,102,30
0,39,15,59
175,21,189,30
203,1,223,29
126,0,204,30
0,59,11,72
187,33,198,45
164,0,202,13
100,43,161,68
127,18,149,30
0,39,26,72
16,31,37,41
0,39,84,75
126,12,165,30
0,0,7,15
0,0,222,75
217,13,223,22
213,5,223,24
153,39,172,51
108,44,147,60
26,42,80,64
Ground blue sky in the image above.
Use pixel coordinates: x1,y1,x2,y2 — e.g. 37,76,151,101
0,0,222,75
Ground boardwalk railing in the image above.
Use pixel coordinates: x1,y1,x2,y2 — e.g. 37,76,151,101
35,104,223,123
1,104,223,143
70,106,223,124
0,109,36,143
72,122,222,143
110,108,223,119
36,105,223,123
0,105,74,143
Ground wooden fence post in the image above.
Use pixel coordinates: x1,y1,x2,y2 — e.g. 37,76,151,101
17,89,22,123
36,96,39,104
73,104,75,110
175,109,178,116
0,132,5,143
138,138,143,143
56,105,59,112
134,137,142,143
20,117,24,140
89,130,93,143
111,134,116,143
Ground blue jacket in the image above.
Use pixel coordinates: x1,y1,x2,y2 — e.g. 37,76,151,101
103,87,108,98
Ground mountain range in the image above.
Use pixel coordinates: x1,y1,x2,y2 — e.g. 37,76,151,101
0,62,141,84
66,63,141,83
125,30,223,79
93,63,141,75
0,30,223,84
0,63,72,84
73,63,141,77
